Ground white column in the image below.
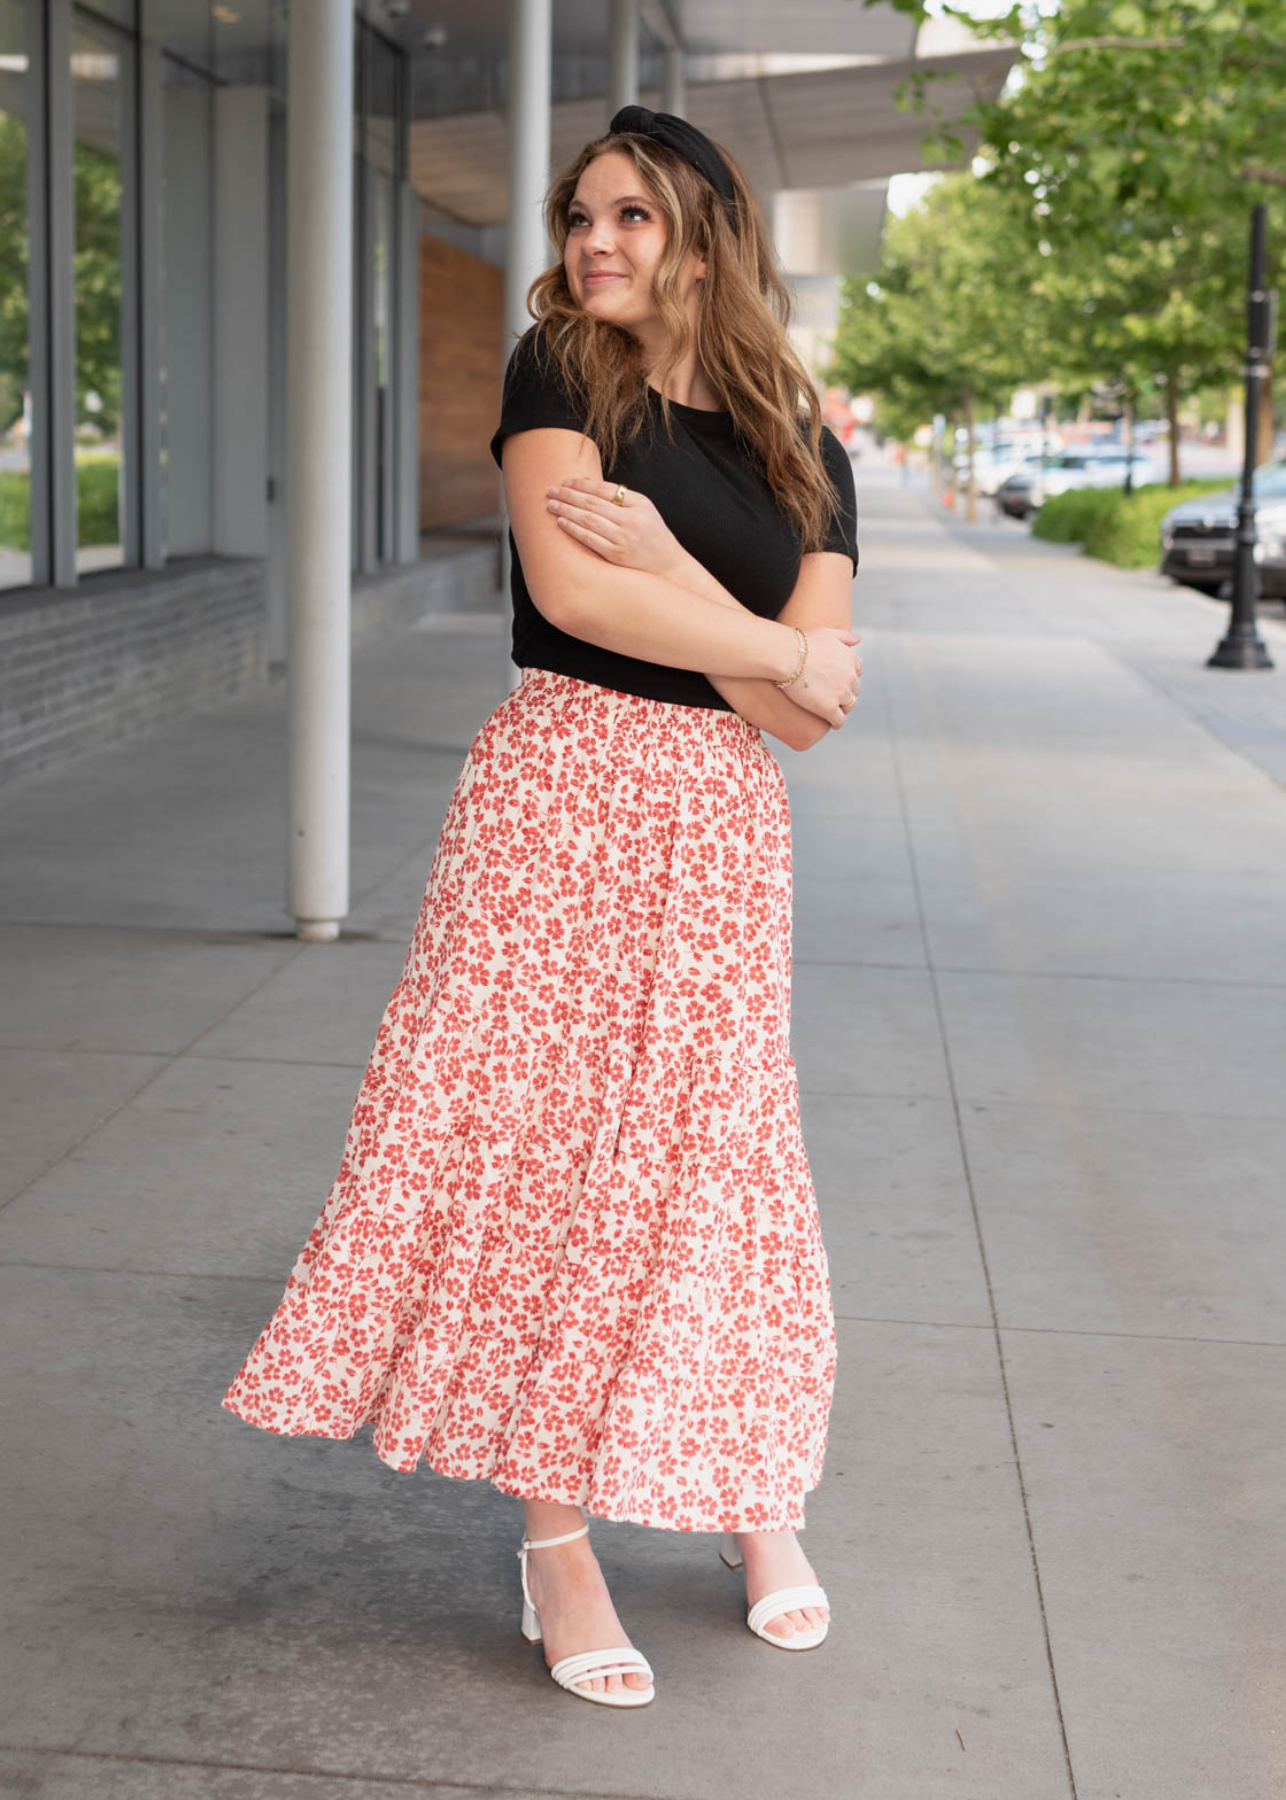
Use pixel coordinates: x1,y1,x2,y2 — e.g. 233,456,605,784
662,45,685,116
608,0,639,118
285,0,353,941
500,0,552,697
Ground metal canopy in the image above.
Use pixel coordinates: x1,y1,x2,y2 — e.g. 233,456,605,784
367,0,918,60
665,0,916,58
409,44,1016,237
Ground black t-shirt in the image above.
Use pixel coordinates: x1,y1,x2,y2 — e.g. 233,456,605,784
488,328,859,712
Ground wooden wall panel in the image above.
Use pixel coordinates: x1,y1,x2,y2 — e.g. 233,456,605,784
418,234,505,532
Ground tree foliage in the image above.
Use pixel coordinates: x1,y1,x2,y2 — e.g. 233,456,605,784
830,174,1043,433
0,115,28,438
0,116,124,439
981,0,1282,227
840,0,1284,468
875,0,1286,222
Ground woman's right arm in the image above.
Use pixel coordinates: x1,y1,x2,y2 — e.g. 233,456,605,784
666,544,859,752
503,428,802,685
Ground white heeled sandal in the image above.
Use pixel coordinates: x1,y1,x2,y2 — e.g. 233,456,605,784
517,1523,656,1707
719,1530,831,1650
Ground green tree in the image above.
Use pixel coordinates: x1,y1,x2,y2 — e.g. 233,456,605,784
0,116,124,441
831,173,1046,500
73,138,123,440
870,0,1286,461
0,113,28,438
873,0,1286,213
1011,187,1244,478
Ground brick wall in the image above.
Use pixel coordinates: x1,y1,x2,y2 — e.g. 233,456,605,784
0,547,501,787
418,232,506,531
0,558,268,786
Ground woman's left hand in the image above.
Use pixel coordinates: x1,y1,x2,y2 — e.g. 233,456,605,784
545,477,686,579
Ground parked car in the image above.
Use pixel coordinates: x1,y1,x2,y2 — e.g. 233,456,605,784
995,449,1161,520
1160,460,1286,597
995,463,1044,519
952,440,1048,497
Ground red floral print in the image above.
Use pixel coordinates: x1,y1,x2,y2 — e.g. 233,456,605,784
221,667,836,1532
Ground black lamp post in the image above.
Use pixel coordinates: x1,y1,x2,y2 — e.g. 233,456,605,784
1209,203,1275,670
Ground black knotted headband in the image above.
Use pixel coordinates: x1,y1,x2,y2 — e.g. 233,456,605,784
609,105,739,228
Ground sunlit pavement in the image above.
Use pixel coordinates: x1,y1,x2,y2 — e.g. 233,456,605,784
2,467,1285,1799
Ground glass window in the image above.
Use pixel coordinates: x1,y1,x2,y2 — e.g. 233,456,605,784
158,52,212,555
367,30,396,565
79,0,135,28
356,23,402,570
143,0,211,73
71,10,130,574
365,25,399,181
144,0,285,89
372,166,392,562
0,0,31,590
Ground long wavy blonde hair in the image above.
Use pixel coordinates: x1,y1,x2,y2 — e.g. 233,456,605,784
524,127,841,553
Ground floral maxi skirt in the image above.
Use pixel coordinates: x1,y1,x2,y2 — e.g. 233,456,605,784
221,666,837,1532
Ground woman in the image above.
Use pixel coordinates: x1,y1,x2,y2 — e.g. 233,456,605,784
221,106,861,1711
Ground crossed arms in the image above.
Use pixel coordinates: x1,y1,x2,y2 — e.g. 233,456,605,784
500,426,856,755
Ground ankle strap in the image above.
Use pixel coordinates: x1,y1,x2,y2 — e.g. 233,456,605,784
520,1523,589,1551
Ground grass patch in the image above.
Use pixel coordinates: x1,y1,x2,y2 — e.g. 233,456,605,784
75,457,121,547
0,459,120,553
0,469,28,551
1032,479,1233,568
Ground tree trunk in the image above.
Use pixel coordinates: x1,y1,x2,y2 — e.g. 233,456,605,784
1165,376,1181,486
964,388,978,523
1122,392,1135,494
930,414,946,503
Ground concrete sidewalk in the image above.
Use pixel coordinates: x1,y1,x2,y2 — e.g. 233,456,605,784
3,469,1285,1800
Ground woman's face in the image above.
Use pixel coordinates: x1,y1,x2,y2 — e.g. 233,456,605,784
563,150,706,338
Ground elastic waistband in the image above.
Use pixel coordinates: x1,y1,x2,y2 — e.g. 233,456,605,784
515,665,762,743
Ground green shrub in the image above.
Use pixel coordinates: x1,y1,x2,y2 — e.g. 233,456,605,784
1033,478,1233,568
0,461,120,555
0,470,29,552
75,457,120,547
1031,486,1116,546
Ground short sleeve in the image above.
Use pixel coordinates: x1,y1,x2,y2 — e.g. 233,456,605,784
489,330,591,469
816,426,859,573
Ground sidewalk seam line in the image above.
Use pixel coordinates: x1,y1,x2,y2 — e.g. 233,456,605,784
1104,643,1286,794
880,645,1081,1800
793,956,1286,992
800,1087,1286,1123
3,1261,1284,1357
0,1742,675,1800
831,1311,1286,1349
0,943,313,1222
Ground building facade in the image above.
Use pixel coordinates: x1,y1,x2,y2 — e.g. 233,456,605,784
0,0,1012,798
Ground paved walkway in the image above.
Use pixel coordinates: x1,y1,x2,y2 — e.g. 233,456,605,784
2,469,1285,1800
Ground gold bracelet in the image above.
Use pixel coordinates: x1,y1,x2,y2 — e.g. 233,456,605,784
774,625,808,690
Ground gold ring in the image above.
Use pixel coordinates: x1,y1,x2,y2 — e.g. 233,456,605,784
612,484,627,506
